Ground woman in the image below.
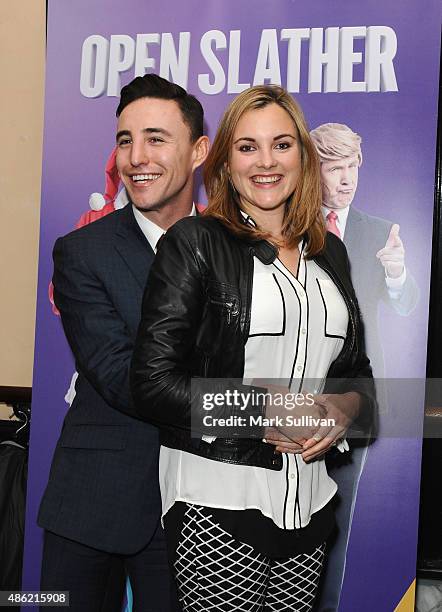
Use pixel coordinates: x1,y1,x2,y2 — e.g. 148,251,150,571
131,85,374,611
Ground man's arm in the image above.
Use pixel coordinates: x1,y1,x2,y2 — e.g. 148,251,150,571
384,270,419,315
53,235,138,418
376,223,419,315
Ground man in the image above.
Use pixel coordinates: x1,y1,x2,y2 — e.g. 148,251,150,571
310,123,418,611
38,74,209,612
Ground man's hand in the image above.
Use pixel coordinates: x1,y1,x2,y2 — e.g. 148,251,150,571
376,224,405,279
301,392,360,462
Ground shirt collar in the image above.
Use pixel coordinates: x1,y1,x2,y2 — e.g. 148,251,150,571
239,209,257,227
132,203,196,252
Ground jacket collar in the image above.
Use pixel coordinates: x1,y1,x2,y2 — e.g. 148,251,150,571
252,240,278,264
238,210,279,264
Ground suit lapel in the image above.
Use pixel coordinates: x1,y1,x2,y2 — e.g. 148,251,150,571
343,206,363,257
114,204,154,290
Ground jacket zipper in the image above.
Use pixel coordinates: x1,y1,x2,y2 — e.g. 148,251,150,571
209,299,238,325
243,247,255,339
203,355,210,377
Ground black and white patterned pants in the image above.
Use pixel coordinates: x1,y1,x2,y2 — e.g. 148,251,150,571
170,504,326,612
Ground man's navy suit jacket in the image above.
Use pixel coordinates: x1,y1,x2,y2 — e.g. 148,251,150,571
38,204,160,554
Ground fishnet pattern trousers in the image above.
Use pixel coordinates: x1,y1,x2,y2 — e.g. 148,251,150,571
173,504,325,612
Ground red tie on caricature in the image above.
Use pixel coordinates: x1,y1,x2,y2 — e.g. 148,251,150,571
326,211,341,239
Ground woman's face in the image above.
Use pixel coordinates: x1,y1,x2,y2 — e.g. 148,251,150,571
228,103,302,216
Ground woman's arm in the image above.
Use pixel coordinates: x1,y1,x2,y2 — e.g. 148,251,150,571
130,221,205,429
130,221,266,433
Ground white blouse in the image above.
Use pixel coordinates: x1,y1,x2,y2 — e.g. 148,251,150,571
160,240,349,530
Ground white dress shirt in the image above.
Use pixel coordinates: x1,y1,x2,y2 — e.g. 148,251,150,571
132,203,196,252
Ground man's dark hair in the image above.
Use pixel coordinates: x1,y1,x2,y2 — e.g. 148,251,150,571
116,74,204,142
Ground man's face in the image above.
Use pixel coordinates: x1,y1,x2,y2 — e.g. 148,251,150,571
116,97,204,218
320,154,359,210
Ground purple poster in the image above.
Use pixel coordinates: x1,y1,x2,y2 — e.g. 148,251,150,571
23,1,440,610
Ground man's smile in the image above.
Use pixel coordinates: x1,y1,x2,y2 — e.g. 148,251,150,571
130,173,162,184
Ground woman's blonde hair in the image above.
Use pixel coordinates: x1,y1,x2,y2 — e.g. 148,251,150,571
203,85,325,255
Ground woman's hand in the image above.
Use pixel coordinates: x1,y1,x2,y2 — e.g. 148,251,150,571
263,427,306,454
301,392,360,462
263,383,326,441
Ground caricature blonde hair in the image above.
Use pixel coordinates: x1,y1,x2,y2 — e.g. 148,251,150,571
310,123,363,166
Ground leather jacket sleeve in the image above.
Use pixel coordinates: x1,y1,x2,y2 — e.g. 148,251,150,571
323,237,377,437
130,222,265,433
344,245,378,437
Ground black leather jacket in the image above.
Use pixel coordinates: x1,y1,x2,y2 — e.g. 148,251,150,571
131,215,375,471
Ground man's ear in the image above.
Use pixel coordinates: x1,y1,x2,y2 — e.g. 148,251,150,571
192,136,210,171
